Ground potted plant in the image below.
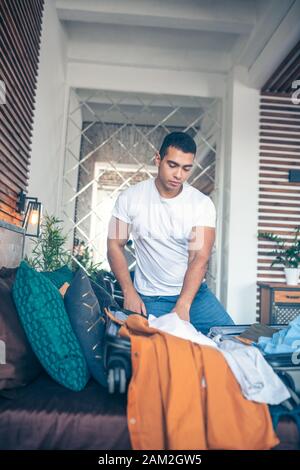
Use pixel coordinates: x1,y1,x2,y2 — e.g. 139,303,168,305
25,214,71,271
25,214,103,279
258,226,300,285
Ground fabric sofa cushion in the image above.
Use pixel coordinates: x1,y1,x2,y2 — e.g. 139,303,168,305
90,278,119,313
64,269,109,388
0,267,42,390
42,265,73,289
12,261,89,391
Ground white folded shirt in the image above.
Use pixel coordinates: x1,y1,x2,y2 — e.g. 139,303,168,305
148,312,290,405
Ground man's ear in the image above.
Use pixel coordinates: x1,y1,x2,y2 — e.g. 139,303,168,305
154,152,161,167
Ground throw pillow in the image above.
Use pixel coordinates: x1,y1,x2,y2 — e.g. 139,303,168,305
12,261,89,391
90,278,119,313
64,269,109,388
0,267,42,390
41,265,73,289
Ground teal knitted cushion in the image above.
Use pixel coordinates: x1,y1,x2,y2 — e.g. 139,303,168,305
12,261,89,391
41,265,74,289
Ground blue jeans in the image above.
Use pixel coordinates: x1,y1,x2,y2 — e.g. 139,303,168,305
137,282,235,335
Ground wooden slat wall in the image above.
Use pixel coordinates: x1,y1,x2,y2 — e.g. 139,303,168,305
262,40,300,94
256,93,300,316
0,0,44,226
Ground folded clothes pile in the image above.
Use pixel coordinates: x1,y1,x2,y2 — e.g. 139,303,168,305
257,315,300,355
148,313,290,405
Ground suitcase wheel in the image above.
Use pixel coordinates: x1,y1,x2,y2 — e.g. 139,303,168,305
107,367,127,394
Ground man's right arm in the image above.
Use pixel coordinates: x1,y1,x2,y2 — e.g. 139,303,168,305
107,216,147,316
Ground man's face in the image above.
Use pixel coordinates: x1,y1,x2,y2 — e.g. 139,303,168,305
155,146,194,191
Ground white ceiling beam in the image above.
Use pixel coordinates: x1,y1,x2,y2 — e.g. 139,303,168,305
234,0,295,68
65,22,232,74
56,0,254,34
247,0,300,88
67,62,225,98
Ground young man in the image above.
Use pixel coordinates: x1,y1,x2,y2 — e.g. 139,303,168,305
107,132,234,334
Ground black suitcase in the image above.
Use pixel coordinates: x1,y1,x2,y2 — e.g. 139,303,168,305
103,306,132,394
208,325,300,410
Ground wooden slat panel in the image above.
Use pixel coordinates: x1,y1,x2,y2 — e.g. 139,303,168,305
260,104,300,112
263,40,300,93
261,92,292,98
0,0,44,225
0,181,19,203
0,210,22,226
258,208,300,214
0,18,36,94
260,187,300,194
260,132,300,139
0,160,29,188
258,181,300,187
260,112,300,119
0,189,19,212
9,0,40,63
259,201,300,208
277,64,300,94
260,160,300,166
261,97,300,105
258,223,300,229
24,0,41,39
1,2,38,84
259,173,287,178
0,135,30,172
260,144,300,150
261,126,300,132
258,274,286,278
260,119,300,126
0,54,34,113
259,194,300,201
0,93,33,138
260,166,299,172
257,41,300,315
0,114,32,156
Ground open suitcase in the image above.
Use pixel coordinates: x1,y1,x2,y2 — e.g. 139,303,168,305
103,311,300,409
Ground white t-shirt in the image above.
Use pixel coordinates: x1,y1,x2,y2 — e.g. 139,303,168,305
111,178,216,296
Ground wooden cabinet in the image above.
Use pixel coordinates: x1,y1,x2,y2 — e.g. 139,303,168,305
258,283,300,324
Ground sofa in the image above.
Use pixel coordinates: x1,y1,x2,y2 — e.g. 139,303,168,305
0,372,130,450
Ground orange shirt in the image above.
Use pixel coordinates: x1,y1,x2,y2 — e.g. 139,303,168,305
119,315,279,450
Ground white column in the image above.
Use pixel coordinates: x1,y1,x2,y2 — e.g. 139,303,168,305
220,66,260,324
29,0,67,217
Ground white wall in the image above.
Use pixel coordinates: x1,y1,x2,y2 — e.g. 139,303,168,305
219,66,260,323
62,89,82,250
28,0,68,218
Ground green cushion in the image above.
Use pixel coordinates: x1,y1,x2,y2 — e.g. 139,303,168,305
12,261,89,391
41,265,73,289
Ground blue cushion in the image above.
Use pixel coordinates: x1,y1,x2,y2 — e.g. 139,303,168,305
64,269,109,388
90,279,119,313
42,265,73,289
12,261,89,391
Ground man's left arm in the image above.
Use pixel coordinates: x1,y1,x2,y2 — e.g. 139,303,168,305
171,226,215,321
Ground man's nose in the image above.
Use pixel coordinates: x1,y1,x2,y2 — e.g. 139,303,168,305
174,168,183,179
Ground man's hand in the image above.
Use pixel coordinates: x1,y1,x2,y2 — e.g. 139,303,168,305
171,300,191,322
123,288,147,317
